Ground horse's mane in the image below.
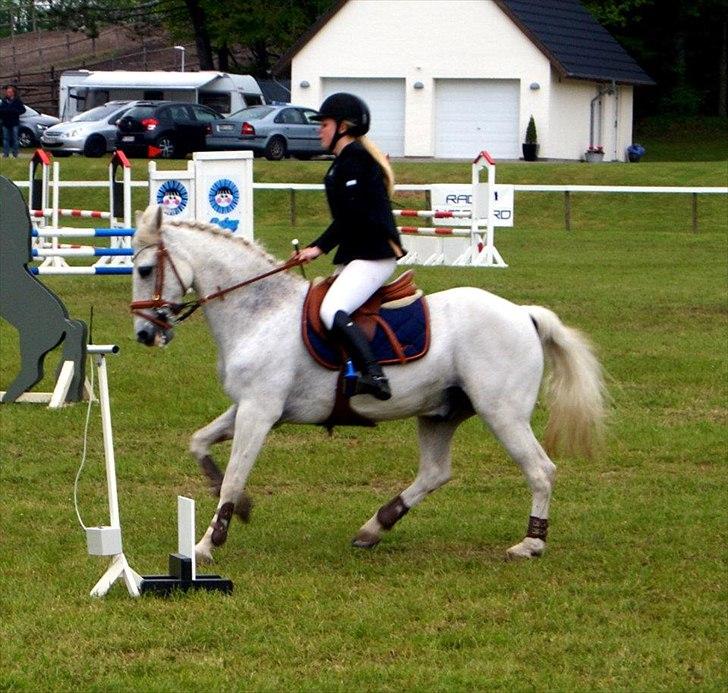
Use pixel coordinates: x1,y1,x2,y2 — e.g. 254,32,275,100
163,218,279,267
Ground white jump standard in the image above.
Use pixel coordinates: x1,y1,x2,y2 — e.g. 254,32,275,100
85,344,233,598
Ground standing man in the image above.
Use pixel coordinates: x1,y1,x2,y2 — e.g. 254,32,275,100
0,85,26,158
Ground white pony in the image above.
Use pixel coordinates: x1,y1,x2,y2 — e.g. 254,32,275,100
131,206,606,564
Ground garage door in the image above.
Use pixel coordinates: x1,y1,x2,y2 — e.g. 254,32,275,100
435,79,520,159
322,78,405,157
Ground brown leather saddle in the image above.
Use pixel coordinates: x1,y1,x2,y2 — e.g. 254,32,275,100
302,270,430,370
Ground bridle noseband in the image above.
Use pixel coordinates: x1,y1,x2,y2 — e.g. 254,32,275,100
130,238,304,332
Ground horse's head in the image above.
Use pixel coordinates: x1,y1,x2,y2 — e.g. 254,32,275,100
130,205,193,347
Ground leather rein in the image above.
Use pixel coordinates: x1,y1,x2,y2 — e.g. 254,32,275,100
130,239,304,331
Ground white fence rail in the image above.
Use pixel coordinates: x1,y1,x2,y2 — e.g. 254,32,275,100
13,179,727,232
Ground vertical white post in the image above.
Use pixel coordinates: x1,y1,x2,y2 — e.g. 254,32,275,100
87,346,142,598
95,353,120,528
52,161,60,231
177,496,196,580
471,151,507,268
123,163,132,229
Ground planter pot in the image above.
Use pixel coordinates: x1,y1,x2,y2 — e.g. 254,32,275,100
585,151,604,163
522,142,538,161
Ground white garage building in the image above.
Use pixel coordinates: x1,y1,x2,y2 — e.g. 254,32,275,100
277,0,653,161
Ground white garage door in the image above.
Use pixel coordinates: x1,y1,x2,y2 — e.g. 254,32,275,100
322,78,405,157
435,79,520,159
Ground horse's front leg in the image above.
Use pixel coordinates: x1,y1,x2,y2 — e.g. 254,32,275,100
195,401,280,563
189,404,251,521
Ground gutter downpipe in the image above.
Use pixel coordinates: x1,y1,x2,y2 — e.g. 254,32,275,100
589,89,602,149
613,80,619,161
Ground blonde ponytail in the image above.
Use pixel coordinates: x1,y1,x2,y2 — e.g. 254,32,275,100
358,135,395,198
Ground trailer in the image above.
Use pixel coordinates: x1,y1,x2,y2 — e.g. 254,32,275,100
58,70,265,121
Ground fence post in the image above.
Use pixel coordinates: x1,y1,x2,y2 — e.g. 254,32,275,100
564,190,571,231
290,188,297,226
691,193,699,233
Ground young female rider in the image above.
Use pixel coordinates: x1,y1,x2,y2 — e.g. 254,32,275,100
296,93,404,401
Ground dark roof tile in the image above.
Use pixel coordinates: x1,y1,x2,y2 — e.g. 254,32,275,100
496,0,654,84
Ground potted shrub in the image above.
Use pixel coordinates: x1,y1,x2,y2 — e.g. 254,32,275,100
522,116,538,161
585,145,604,162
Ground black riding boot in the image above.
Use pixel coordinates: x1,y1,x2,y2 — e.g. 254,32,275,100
332,310,391,401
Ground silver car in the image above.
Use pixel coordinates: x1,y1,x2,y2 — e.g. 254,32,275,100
206,104,325,160
41,101,137,157
18,106,61,148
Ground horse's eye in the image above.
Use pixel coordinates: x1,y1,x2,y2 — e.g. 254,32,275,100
138,265,154,279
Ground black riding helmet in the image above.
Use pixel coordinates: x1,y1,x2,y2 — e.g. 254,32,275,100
311,93,370,152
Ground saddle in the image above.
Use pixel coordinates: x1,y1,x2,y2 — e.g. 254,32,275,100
302,270,430,371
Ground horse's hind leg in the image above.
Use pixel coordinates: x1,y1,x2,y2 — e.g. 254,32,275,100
189,404,251,522
353,415,464,548
486,413,556,559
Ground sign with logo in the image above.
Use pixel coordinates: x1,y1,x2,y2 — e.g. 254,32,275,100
430,184,514,227
147,152,254,240
194,151,253,239
148,160,196,221
156,180,189,216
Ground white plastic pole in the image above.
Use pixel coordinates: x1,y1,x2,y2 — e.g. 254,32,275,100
95,353,120,528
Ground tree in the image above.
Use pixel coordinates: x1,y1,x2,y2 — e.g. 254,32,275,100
584,0,727,116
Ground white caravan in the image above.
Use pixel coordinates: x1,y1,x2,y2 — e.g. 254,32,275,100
58,70,265,121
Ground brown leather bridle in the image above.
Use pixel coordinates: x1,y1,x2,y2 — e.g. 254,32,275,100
130,238,304,332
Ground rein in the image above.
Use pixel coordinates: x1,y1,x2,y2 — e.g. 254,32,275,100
130,239,304,331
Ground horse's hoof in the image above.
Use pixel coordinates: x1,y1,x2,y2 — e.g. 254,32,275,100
195,545,214,565
506,537,545,560
351,531,380,549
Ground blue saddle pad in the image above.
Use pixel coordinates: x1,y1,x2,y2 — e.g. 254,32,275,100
304,296,430,371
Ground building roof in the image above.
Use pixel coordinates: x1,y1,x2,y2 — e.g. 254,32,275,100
494,0,654,85
274,0,654,86
60,70,263,92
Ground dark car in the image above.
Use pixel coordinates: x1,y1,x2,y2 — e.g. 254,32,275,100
18,106,61,147
206,104,325,160
115,101,220,158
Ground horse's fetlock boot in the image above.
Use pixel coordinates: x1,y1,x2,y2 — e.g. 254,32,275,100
234,493,253,523
526,515,549,541
199,455,224,496
376,494,409,530
211,502,234,546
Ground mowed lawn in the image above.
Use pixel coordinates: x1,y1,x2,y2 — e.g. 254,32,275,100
0,154,726,691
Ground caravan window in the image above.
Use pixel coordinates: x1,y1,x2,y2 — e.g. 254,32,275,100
87,90,109,109
199,92,230,115
243,93,264,107
144,90,164,100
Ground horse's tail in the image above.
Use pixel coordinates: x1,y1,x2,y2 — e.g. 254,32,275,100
525,305,607,459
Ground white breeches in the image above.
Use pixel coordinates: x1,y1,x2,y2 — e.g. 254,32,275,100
320,258,397,330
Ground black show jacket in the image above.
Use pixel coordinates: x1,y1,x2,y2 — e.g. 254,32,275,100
309,141,403,265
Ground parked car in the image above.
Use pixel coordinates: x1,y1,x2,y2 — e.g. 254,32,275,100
206,104,325,160
18,106,61,148
115,101,220,159
41,100,138,157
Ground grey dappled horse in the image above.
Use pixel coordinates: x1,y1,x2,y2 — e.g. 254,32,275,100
131,206,606,564
0,176,86,403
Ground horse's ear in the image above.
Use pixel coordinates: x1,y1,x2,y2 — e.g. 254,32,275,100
134,205,164,246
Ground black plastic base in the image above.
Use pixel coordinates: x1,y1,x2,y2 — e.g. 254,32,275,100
139,553,233,596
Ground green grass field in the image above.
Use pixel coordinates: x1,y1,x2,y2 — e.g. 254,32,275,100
0,153,726,691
